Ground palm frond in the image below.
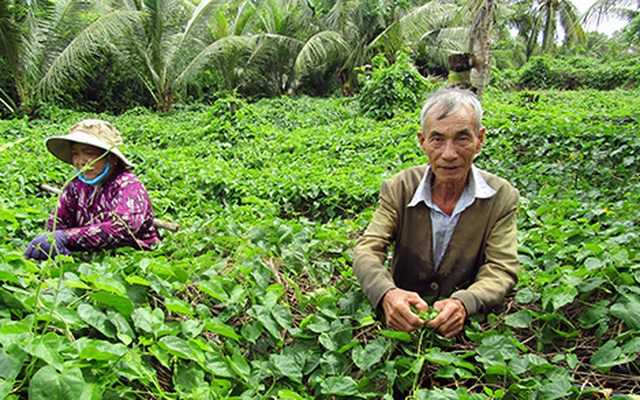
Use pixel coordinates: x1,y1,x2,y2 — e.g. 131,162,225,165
421,26,468,69
174,35,254,87
48,0,90,37
368,2,456,55
233,0,256,36
454,0,484,25
258,0,282,34
23,0,77,89
541,2,556,53
143,0,166,71
584,0,639,25
210,9,231,39
248,32,304,66
432,26,470,50
0,86,17,113
0,0,25,78
558,0,586,45
324,0,359,34
181,0,224,47
37,10,140,98
294,30,348,74
243,32,303,90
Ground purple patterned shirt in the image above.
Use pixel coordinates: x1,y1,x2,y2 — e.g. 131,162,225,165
46,167,159,252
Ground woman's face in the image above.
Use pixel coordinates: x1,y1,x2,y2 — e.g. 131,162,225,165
71,143,109,179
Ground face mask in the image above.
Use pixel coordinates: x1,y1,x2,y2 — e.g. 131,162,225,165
78,162,111,186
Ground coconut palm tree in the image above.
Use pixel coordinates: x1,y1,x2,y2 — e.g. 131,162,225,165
454,0,500,97
540,0,585,53
507,0,586,57
0,0,136,114
583,0,638,45
366,0,510,98
441,0,513,97
107,0,228,111
146,0,255,103
583,0,639,25
368,1,460,65
294,0,457,95
194,1,257,92
240,0,315,96
220,0,352,97
0,0,25,112
312,0,379,94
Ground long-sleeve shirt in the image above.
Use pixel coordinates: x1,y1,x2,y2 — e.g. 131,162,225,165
46,167,159,252
353,164,520,316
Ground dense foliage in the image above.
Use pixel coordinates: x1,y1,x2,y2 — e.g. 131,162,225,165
357,53,439,121
1,0,638,115
1,90,639,399
511,56,640,90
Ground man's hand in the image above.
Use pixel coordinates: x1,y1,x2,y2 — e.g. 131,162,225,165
381,288,429,332
425,298,467,338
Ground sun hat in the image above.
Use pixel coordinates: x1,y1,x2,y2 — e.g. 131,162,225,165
45,119,134,167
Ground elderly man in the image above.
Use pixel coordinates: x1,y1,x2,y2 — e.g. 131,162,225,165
353,88,519,338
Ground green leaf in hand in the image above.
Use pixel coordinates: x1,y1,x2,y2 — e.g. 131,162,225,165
413,307,440,322
429,308,441,321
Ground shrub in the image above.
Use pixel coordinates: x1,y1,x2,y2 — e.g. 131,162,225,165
517,57,564,89
357,52,440,120
517,55,640,90
488,67,519,91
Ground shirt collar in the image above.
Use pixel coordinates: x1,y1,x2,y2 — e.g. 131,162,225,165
408,164,496,208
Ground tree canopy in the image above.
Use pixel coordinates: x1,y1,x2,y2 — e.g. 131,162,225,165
0,0,637,114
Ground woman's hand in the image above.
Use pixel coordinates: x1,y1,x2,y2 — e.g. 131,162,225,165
24,231,70,260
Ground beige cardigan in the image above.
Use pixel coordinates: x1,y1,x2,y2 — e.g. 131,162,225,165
353,164,520,316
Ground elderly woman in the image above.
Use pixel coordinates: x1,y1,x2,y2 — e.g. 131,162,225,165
24,119,159,260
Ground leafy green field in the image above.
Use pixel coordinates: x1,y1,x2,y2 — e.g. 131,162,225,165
1,90,639,399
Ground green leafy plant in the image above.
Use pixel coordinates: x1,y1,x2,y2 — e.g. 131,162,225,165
0,89,639,398
357,52,439,120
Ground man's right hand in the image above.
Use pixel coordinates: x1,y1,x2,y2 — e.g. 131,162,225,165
381,288,429,332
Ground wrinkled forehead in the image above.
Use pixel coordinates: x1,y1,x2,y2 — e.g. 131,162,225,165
429,102,464,117
425,104,477,127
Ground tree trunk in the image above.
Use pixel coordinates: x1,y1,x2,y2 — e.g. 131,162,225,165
447,53,474,90
468,0,494,99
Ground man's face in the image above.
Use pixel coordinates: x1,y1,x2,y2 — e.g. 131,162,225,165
71,143,108,179
417,104,484,187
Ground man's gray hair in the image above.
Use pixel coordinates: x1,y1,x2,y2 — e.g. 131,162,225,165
420,88,483,134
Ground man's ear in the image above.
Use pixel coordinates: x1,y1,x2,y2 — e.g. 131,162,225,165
475,127,486,153
417,131,426,150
